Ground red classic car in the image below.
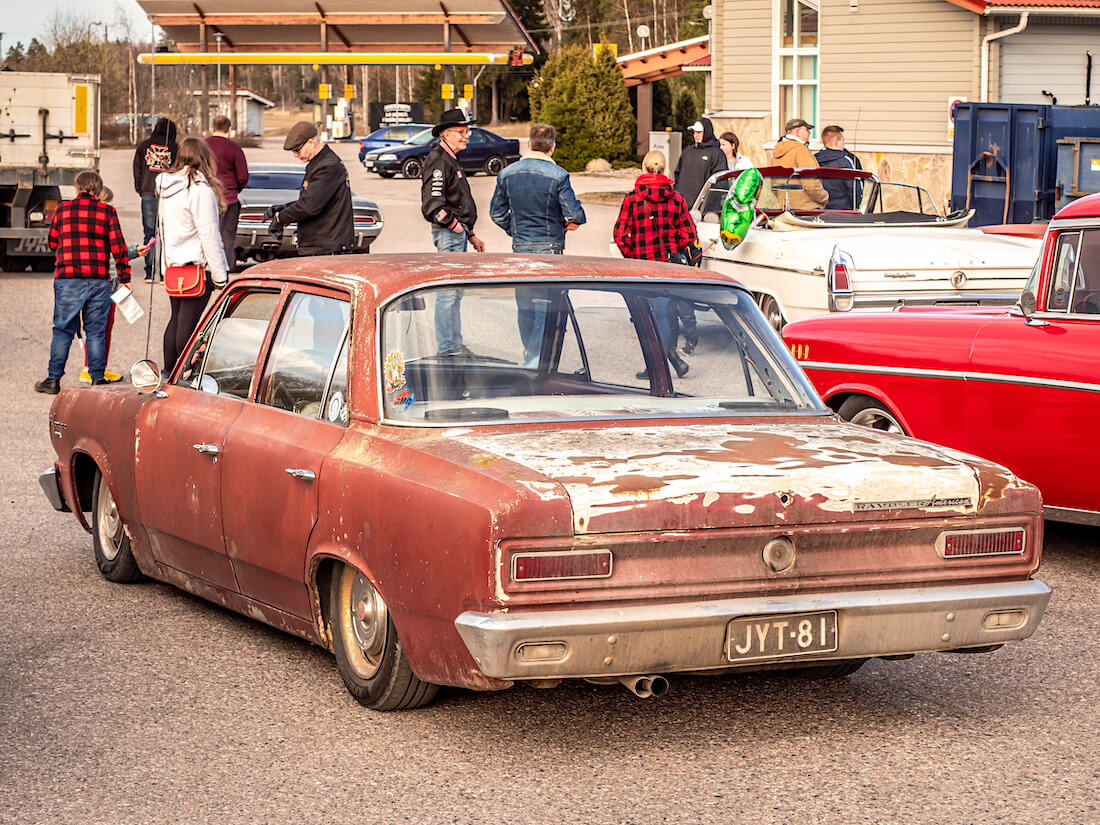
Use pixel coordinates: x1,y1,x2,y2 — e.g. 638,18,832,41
40,255,1050,710
783,192,1100,524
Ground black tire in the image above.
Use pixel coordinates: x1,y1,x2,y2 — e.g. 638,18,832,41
837,395,907,435
32,256,55,272
91,470,143,583
401,157,424,179
484,155,506,176
329,563,438,710
378,170,395,179
791,660,867,679
757,294,785,332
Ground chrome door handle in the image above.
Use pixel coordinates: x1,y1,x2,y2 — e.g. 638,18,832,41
192,443,220,456
284,468,316,481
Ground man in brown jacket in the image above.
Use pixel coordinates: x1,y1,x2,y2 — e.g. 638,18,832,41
771,118,828,210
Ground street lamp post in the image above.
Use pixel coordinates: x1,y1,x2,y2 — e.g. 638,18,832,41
215,32,225,119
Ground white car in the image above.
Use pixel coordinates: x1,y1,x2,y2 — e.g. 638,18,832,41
691,167,1042,330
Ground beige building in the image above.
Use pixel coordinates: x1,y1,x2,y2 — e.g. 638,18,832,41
708,0,1100,209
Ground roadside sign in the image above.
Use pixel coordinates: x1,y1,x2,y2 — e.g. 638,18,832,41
344,84,354,99
441,83,454,100
319,83,330,100
463,84,473,100
948,95,967,140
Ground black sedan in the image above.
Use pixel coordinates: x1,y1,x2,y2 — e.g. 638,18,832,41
361,127,520,179
235,164,384,265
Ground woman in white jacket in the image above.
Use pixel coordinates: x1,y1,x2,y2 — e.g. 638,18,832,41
156,137,228,372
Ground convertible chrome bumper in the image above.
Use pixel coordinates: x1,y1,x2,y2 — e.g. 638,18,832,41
454,580,1051,680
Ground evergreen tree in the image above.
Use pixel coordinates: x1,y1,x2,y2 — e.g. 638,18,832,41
529,45,634,171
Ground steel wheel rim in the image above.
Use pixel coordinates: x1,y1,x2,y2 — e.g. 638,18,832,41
404,160,421,178
850,407,904,434
760,297,783,332
96,480,123,560
487,157,503,174
344,571,388,679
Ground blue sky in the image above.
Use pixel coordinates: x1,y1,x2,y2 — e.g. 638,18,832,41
3,0,148,53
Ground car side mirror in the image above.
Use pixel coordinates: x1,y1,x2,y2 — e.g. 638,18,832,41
1019,290,1048,327
130,359,166,393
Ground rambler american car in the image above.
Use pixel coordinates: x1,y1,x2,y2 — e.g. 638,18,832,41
783,192,1100,524
693,167,1043,330
39,255,1050,710
235,164,383,265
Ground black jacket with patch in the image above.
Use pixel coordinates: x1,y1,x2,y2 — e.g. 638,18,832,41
276,144,354,255
421,143,477,232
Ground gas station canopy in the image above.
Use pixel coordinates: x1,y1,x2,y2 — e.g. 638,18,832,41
134,0,537,59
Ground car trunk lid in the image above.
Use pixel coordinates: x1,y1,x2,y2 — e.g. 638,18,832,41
454,420,986,534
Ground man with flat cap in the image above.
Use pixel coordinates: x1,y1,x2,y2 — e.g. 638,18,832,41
266,120,354,255
421,109,484,355
771,117,828,210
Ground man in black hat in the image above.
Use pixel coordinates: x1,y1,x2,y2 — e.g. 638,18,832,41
266,121,354,256
421,109,484,355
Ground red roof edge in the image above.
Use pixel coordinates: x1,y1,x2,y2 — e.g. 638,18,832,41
944,0,988,11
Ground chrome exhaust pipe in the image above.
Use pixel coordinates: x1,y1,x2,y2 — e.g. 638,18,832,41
618,674,670,698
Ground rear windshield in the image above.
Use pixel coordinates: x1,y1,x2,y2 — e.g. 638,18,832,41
379,280,822,425
246,172,303,190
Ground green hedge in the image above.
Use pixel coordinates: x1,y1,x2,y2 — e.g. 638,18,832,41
528,46,635,172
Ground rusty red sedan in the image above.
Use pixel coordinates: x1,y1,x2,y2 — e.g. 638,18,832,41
783,192,1100,524
40,255,1050,710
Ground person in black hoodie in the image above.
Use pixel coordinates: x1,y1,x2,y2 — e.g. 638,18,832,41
132,117,178,281
815,125,864,210
673,117,727,210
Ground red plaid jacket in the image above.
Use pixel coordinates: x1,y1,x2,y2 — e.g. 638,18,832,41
48,192,131,283
613,173,697,262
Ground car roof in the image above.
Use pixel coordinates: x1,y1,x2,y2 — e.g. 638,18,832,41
237,253,748,305
1053,192,1100,221
248,163,304,174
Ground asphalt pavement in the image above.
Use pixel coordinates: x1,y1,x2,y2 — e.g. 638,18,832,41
1,140,1097,825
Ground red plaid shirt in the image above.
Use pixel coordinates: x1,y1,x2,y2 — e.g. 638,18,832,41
48,192,131,283
613,173,697,262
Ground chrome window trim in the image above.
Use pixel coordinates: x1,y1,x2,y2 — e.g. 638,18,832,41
800,360,1100,395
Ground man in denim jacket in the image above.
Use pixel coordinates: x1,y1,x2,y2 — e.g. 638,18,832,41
490,123,586,364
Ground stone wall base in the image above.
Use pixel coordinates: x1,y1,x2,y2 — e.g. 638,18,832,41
708,116,954,214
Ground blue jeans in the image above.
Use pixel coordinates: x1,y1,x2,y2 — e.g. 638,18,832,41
432,226,467,351
141,194,158,279
513,244,561,365
49,278,111,381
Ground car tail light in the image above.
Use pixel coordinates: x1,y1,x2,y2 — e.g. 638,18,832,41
828,247,855,312
354,215,377,226
240,213,264,223
512,549,612,581
938,528,1025,558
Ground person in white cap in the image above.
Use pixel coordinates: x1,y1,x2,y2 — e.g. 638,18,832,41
673,116,727,210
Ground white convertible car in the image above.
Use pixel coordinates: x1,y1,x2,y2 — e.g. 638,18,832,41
691,167,1042,330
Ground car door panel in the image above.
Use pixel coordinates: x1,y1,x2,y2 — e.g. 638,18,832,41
134,390,243,590
221,290,352,618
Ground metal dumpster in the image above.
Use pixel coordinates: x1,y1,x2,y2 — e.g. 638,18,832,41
950,102,1100,226
1056,137,1100,210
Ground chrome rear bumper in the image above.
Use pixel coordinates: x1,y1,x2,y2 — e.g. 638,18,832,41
454,580,1050,680
39,467,69,512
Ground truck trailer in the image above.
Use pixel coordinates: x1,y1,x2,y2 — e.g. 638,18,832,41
0,72,101,272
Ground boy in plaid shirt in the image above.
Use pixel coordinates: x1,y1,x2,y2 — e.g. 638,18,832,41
35,170,131,394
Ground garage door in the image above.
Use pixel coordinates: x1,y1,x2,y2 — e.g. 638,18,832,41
999,23,1100,105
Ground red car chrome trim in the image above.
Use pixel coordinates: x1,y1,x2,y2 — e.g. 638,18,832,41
799,361,1100,395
